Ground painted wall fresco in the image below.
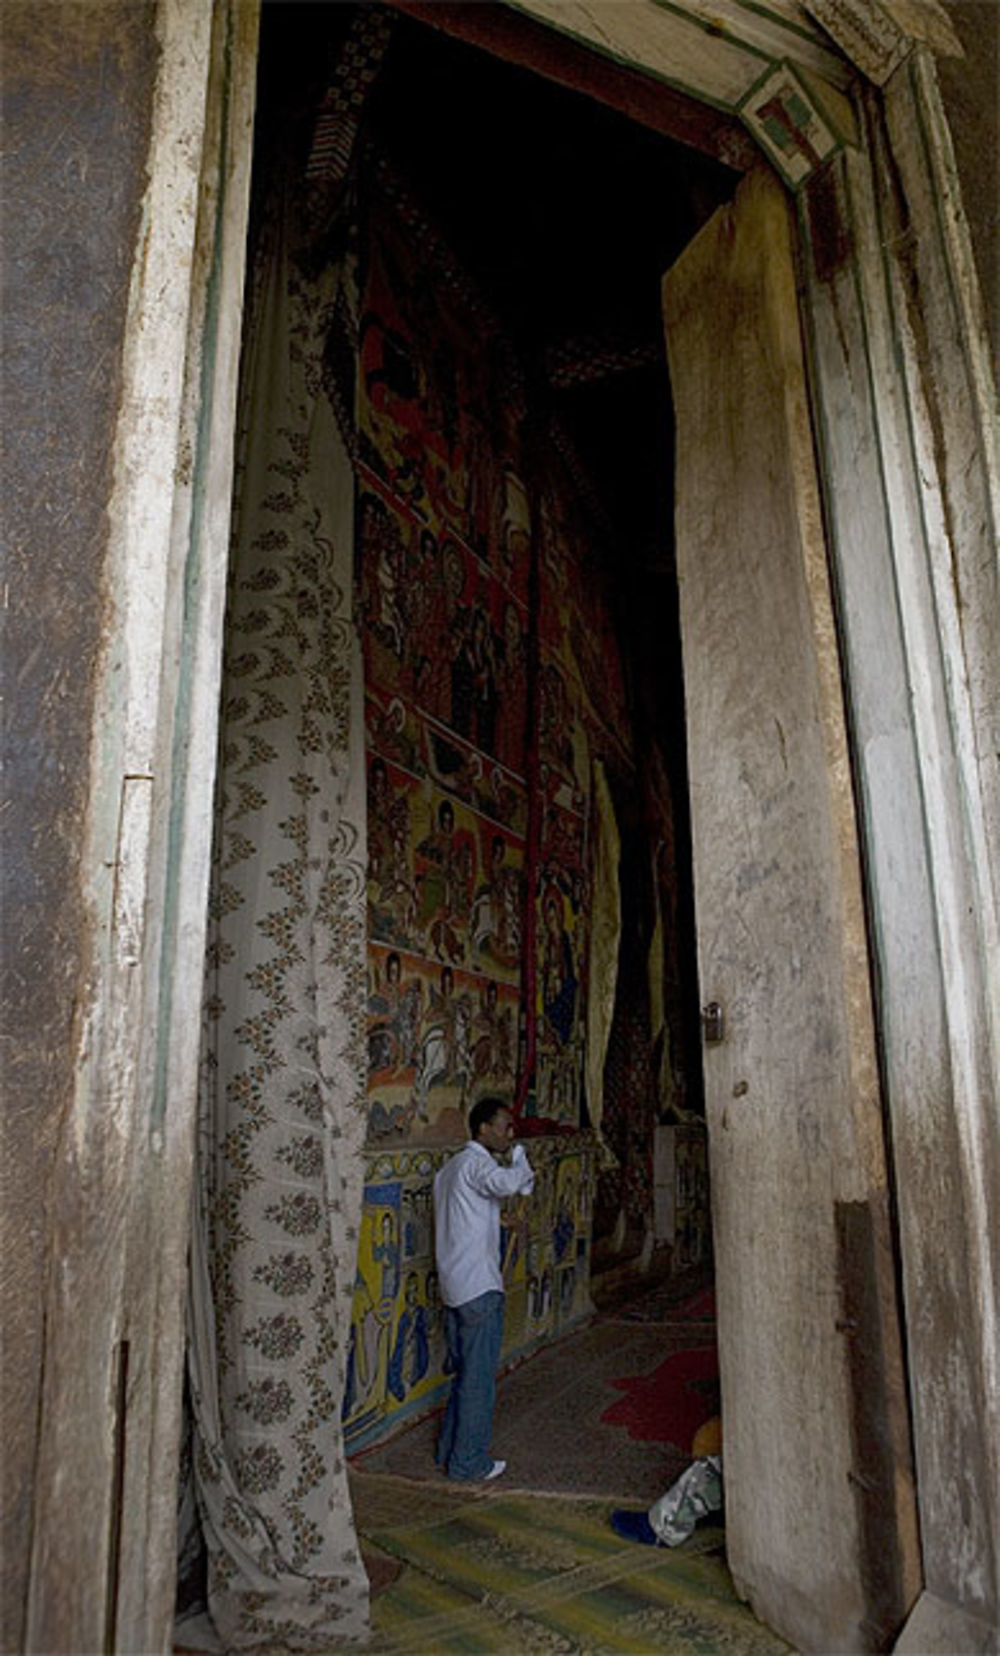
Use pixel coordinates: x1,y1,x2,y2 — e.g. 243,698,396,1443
356,175,641,1149
346,167,669,1447
357,189,532,1149
344,1136,595,1451
530,463,633,1125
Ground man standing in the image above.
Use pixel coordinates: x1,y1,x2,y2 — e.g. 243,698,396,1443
433,1096,534,1481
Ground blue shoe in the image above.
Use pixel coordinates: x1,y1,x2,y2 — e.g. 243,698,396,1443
610,1508,659,1546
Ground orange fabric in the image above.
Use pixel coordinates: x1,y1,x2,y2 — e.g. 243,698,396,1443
691,1415,723,1459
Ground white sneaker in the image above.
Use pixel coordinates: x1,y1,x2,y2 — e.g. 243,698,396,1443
484,1459,506,1481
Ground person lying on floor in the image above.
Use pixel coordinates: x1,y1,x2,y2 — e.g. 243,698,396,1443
610,1415,723,1546
433,1095,534,1482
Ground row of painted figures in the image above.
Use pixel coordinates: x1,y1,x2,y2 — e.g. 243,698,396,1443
367,954,517,1126
344,1252,586,1431
368,763,523,972
360,491,530,776
364,875,586,1137
345,1150,592,1438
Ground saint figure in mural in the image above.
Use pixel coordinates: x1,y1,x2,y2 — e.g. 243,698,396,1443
361,493,410,664
463,408,494,561
402,1180,433,1260
538,662,575,776
345,1278,385,1419
451,606,498,755
541,889,578,1047
415,797,473,964
367,693,420,772
373,1210,400,1317
387,1270,430,1401
368,759,417,944
498,463,531,589
424,1268,447,1377
471,834,521,970
470,977,514,1088
527,1274,540,1321
494,599,528,773
367,950,422,1079
539,1269,553,1320
360,299,434,516
430,535,468,716
554,1162,579,1265
414,965,473,1120
417,796,454,886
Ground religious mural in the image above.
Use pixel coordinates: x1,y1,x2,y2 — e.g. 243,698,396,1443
343,1138,596,1451
356,186,532,604
356,184,532,1148
531,465,632,1125
345,167,659,1446
366,943,519,1143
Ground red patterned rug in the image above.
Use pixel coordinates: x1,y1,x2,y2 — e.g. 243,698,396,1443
353,1318,715,1503
601,1343,719,1452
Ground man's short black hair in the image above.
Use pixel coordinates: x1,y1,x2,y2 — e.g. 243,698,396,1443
468,1095,510,1140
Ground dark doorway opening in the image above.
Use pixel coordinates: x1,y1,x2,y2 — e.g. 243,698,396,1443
350,4,734,1274
180,3,740,1633
254,0,737,1286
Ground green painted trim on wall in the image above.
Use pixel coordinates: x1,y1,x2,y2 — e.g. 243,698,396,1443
648,0,773,63
500,0,741,113
735,0,836,51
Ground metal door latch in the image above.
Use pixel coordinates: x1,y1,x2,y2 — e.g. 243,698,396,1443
701,1001,725,1044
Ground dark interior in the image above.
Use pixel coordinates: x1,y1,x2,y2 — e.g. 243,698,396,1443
255,0,742,1150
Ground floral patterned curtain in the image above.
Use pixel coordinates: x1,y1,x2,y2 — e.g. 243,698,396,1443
186,161,370,1649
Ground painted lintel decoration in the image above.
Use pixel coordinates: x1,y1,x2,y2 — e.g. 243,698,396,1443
739,62,844,190
802,0,908,86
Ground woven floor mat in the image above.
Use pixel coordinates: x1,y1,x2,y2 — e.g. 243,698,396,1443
352,1491,791,1654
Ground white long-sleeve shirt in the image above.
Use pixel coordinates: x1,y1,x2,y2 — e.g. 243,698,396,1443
433,1140,535,1308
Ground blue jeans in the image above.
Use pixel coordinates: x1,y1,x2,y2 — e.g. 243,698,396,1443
436,1290,504,1480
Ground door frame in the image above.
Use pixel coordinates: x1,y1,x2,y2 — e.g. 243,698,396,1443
27,1,997,1650
664,161,925,1651
24,2,261,1650
795,65,999,1646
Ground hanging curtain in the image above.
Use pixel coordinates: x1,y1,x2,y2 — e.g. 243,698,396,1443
186,155,370,1648
584,759,621,1159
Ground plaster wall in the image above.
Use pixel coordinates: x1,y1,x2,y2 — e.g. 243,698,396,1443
1,9,158,1647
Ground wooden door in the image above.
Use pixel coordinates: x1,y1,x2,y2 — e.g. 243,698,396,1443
663,168,920,1653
